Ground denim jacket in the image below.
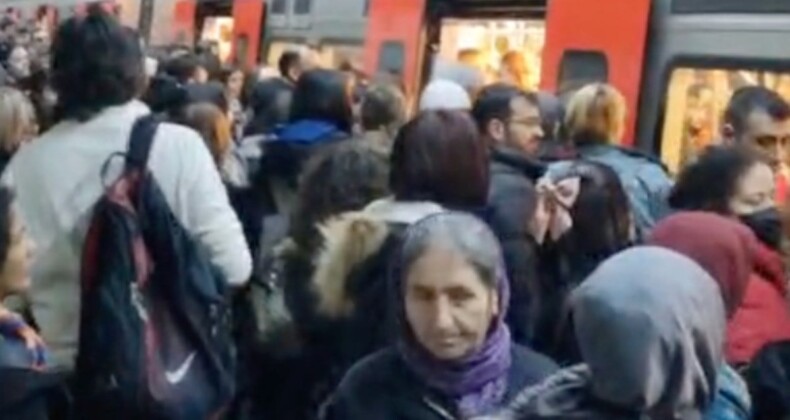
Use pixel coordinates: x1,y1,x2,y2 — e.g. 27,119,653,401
549,144,673,237
706,365,751,420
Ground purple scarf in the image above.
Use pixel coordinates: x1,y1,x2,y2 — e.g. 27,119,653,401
396,267,513,417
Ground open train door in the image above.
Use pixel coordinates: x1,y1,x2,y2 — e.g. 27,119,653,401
231,0,265,67
542,0,651,144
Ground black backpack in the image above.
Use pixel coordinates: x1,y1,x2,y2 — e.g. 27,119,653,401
75,116,235,419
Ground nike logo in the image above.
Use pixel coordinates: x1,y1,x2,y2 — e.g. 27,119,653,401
165,352,196,384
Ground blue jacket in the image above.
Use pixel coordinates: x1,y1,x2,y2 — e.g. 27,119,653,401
550,143,673,236
0,316,59,420
706,365,751,420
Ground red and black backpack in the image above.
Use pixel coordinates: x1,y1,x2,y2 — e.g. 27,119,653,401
75,116,235,419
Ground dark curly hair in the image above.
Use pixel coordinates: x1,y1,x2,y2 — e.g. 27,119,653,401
669,145,761,215
290,141,390,251
51,6,144,122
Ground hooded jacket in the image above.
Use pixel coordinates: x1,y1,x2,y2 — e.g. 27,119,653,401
257,199,444,420
727,241,790,365
256,119,349,218
491,247,727,420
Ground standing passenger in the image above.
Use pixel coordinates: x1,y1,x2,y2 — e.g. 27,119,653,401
560,83,672,236
529,160,633,364
283,111,489,419
497,247,728,420
722,86,790,204
2,8,251,370
255,69,354,223
360,83,406,153
0,86,37,172
472,84,546,345
0,186,60,420
668,145,790,364
323,212,557,419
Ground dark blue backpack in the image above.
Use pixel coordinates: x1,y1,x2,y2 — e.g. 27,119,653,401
75,116,235,419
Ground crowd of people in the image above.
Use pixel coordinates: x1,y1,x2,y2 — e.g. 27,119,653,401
0,5,789,420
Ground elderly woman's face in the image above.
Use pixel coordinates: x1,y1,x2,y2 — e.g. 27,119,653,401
404,244,498,360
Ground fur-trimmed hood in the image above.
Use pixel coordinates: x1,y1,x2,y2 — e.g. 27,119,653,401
311,199,444,318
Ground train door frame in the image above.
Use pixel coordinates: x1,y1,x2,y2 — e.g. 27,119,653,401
541,0,651,145
635,0,790,172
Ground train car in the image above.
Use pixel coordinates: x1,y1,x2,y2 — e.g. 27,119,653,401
173,0,266,67
1,0,266,68
364,0,790,173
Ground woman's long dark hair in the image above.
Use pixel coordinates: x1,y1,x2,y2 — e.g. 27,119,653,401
244,78,293,136
289,69,353,133
533,160,633,363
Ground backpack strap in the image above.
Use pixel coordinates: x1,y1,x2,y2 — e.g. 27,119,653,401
126,115,161,171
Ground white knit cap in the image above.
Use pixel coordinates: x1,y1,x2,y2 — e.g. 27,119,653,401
419,79,472,111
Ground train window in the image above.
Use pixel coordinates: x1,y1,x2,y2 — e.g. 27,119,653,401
672,0,790,14
294,0,313,15
660,66,790,174
271,0,288,14
378,41,405,75
436,19,545,90
558,50,608,95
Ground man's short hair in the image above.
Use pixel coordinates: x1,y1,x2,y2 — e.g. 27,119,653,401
471,83,538,133
724,86,790,138
278,51,301,78
52,7,143,121
164,53,201,84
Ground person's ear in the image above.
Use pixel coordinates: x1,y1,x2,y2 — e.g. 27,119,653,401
722,123,736,144
487,119,506,143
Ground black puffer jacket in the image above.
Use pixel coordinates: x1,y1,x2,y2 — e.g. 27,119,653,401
486,147,546,345
322,345,557,420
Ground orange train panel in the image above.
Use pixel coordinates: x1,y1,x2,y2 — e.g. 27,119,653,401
542,0,651,144
363,0,427,98
173,0,197,45
232,0,266,67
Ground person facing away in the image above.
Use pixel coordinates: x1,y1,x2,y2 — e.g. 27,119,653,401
0,86,37,173
472,83,546,345
163,52,209,85
248,140,391,420
667,145,790,365
419,79,472,112
278,47,318,86
178,101,233,173
529,160,634,364
323,212,557,419
1,8,251,370
648,211,758,419
721,86,790,204
255,68,355,223
0,186,62,420
490,246,729,420
557,83,673,236
360,82,407,153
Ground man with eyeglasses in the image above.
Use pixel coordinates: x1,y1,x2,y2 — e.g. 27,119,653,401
472,84,545,345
